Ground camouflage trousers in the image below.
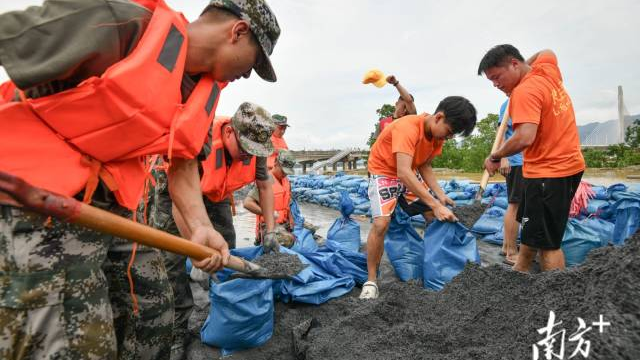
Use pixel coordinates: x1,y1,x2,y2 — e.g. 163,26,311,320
103,238,174,360
155,196,235,357
0,206,117,360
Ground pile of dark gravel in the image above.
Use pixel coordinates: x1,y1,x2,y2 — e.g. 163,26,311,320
453,202,486,229
187,232,639,360
252,251,307,279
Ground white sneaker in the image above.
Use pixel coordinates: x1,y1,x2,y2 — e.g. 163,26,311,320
359,281,379,299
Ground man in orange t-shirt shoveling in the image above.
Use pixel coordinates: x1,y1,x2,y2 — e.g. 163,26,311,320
478,44,585,273
360,96,477,299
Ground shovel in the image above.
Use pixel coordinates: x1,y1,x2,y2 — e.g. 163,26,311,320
474,100,511,203
0,171,289,280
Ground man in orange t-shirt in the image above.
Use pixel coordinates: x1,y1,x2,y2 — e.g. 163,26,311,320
360,96,477,299
478,44,585,273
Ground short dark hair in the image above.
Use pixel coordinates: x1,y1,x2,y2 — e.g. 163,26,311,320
434,96,477,137
477,44,525,75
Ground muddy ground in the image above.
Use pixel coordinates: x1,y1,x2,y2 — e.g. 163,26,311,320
185,201,639,360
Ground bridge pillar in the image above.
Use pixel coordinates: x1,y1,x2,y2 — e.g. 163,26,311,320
348,161,352,170
302,163,307,174
332,163,337,171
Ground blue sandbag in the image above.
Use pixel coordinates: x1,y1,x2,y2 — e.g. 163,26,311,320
300,250,368,285
592,185,609,200
483,183,507,197
481,231,503,245
326,192,361,252
561,219,606,267
447,191,472,200
278,248,355,305
291,227,318,253
492,197,509,209
486,206,506,217
585,199,610,215
201,278,273,355
290,199,304,230
628,183,640,194
280,277,354,305
384,206,424,281
612,198,640,246
471,211,504,235
454,199,475,206
607,183,627,198
580,217,614,246
423,221,480,291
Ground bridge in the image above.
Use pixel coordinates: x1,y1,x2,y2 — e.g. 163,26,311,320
290,149,369,174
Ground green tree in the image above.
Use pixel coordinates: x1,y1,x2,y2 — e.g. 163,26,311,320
625,118,640,149
376,104,395,118
367,104,395,148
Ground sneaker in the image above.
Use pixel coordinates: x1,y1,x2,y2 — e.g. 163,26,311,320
359,281,379,299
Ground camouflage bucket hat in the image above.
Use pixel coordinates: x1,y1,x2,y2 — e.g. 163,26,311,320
272,114,289,127
276,150,296,175
231,102,275,157
207,0,280,82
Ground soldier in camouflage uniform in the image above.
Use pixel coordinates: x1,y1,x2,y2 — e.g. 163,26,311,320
157,102,279,359
244,150,297,246
0,0,280,359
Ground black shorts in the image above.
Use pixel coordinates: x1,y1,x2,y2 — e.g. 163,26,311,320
516,171,583,250
505,165,524,204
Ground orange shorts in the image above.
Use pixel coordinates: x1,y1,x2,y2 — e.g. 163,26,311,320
368,174,432,217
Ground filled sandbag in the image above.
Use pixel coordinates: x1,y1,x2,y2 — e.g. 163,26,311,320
561,218,607,267
326,192,361,252
384,206,424,281
423,221,480,291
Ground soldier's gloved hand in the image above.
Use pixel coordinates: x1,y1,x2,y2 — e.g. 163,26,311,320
262,231,280,253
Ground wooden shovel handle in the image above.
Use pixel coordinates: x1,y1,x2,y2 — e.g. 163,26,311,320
74,204,250,272
476,101,511,200
0,171,249,273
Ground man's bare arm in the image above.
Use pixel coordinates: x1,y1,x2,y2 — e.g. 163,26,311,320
256,178,275,232
168,158,229,272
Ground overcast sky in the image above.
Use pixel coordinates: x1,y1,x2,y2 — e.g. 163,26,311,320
1,0,639,150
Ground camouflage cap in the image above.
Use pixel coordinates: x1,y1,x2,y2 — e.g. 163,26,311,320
272,114,289,127
276,150,296,175
207,0,280,82
231,102,276,157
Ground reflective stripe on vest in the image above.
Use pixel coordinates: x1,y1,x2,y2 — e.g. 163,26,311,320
0,0,225,209
255,174,291,234
200,117,257,203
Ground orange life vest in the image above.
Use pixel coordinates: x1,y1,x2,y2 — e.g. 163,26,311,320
200,117,258,202
0,0,225,210
0,81,16,103
255,173,292,235
267,135,288,169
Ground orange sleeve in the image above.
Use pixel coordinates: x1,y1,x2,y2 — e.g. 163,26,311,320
510,83,544,126
391,121,417,157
